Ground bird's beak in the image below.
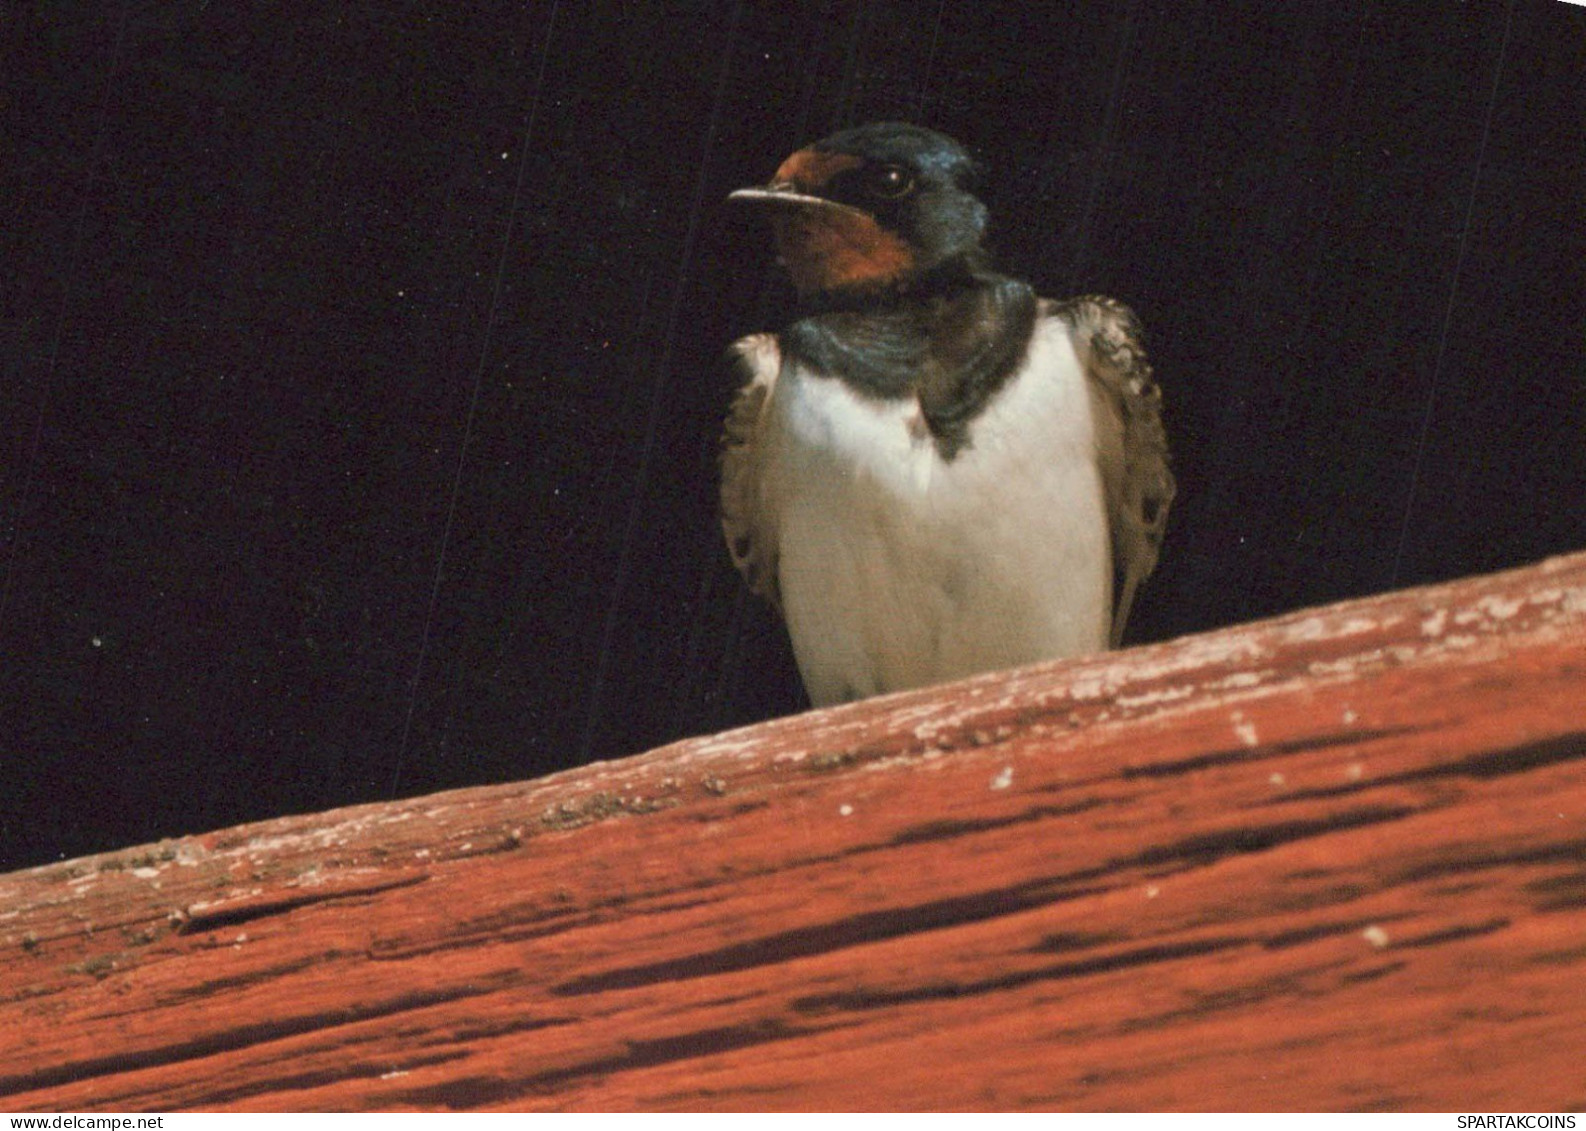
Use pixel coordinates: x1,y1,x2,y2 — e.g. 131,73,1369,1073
727,182,866,217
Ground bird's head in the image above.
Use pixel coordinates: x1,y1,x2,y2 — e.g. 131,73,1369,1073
729,122,990,302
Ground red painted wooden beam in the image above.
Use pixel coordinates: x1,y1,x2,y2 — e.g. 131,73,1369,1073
2,552,1584,1111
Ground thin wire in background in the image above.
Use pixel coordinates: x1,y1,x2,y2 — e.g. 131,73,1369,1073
829,1,870,130
576,0,747,765
913,0,949,120
1388,0,1517,586
0,3,133,631
388,1,563,797
1066,0,1141,293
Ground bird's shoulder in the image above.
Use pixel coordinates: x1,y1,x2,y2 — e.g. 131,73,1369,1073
719,332,783,610
1041,295,1175,645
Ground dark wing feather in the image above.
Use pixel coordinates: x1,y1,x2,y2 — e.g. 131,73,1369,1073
719,333,783,612
1049,296,1174,647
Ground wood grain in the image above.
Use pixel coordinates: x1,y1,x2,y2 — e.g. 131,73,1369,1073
3,552,1584,1111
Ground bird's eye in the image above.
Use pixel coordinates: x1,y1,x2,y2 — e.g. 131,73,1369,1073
863,164,915,200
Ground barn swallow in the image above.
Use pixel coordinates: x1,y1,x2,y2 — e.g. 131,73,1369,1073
722,122,1173,707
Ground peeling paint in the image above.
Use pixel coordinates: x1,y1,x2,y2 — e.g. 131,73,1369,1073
1475,594,1527,621
1116,685,1198,710
1211,672,1267,690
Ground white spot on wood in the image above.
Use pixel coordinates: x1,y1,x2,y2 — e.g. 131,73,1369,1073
1144,885,1161,899
1068,678,1108,699
1286,617,1328,643
684,733,763,761
1268,772,1286,787
1116,685,1197,709
1361,925,1391,949
838,804,854,817
1345,763,1365,781
1476,594,1526,620
1213,672,1265,690
1232,713,1259,748
1420,608,1448,636
989,766,1014,791
1084,633,1270,695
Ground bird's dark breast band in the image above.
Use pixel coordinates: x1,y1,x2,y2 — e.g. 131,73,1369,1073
783,275,1039,460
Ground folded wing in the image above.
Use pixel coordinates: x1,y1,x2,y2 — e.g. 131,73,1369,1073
1050,296,1175,647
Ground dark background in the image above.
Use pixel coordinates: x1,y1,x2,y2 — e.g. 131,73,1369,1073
3,1,1583,870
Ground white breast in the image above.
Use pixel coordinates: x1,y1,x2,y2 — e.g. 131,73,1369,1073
761,316,1111,706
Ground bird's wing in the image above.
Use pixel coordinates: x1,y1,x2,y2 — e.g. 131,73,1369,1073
1049,296,1175,647
720,333,784,612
